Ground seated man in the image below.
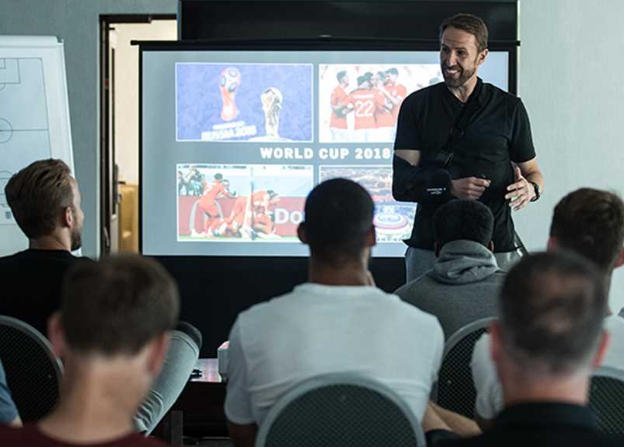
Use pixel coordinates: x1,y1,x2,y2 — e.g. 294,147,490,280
472,188,624,427
0,159,201,433
395,199,504,339
0,358,20,427
426,251,619,446
225,178,444,447
0,255,176,445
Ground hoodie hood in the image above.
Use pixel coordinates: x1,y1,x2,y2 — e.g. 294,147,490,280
430,240,499,285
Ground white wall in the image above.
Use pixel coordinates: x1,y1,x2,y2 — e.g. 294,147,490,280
517,0,624,312
113,20,177,184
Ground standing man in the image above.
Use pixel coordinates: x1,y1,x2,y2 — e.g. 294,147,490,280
393,13,544,281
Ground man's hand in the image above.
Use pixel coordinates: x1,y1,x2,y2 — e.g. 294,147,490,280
505,166,535,211
451,177,491,200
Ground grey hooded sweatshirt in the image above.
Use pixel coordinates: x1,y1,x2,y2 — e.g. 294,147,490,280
395,240,505,340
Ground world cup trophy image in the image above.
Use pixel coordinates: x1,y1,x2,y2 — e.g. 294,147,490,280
219,67,241,121
260,87,283,139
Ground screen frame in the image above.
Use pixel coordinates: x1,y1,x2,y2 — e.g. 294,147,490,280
137,37,519,356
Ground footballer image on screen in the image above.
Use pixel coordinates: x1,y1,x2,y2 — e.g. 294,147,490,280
319,165,417,242
177,164,313,242
176,63,313,142
318,64,442,144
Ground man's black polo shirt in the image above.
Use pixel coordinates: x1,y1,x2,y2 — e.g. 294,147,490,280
394,78,536,252
438,402,622,446
0,249,80,336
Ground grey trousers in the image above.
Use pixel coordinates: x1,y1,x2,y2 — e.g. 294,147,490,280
134,329,200,434
405,246,522,284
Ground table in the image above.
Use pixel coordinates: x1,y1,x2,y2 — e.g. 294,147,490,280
155,358,227,445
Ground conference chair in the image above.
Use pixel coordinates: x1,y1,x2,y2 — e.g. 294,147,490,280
589,366,624,437
255,373,425,447
433,317,496,419
0,315,63,422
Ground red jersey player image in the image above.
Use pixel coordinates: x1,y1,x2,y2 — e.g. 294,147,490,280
329,70,350,142
371,70,397,142
214,190,281,239
343,75,387,143
383,67,408,124
192,173,236,237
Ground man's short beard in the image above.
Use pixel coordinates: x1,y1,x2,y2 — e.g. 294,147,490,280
442,63,477,89
70,231,82,251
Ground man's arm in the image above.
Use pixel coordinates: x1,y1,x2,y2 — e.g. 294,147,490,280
471,334,503,430
228,422,258,447
393,150,490,201
395,149,421,167
505,158,544,211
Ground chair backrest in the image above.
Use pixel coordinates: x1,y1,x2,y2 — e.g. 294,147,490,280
434,317,497,418
255,373,425,447
589,366,624,437
0,315,63,422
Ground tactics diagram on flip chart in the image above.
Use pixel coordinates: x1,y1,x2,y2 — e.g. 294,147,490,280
0,57,52,226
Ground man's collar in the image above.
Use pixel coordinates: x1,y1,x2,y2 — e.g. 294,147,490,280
496,402,596,430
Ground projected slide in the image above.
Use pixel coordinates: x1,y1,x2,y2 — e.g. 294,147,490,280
319,64,442,143
319,166,416,242
142,49,509,256
177,164,312,242
176,63,313,142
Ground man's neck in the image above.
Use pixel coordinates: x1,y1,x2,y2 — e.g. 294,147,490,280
446,76,478,103
29,233,71,252
38,361,146,443
502,372,589,409
308,258,371,286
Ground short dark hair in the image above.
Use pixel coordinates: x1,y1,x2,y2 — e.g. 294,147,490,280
61,254,180,356
302,178,374,265
386,68,399,76
357,75,368,87
214,173,223,180
336,70,347,82
433,199,494,248
440,13,489,53
499,251,607,375
550,188,624,273
5,159,75,239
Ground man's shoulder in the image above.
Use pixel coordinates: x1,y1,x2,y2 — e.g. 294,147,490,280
482,81,523,108
0,423,21,439
0,424,168,446
0,249,81,271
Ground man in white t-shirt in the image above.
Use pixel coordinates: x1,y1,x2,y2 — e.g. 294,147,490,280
472,188,624,427
225,178,444,447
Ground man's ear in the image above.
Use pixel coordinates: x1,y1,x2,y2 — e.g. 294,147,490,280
477,48,489,65
614,248,624,269
297,223,308,244
365,226,377,248
546,236,558,252
592,330,611,368
62,206,73,229
47,312,66,358
146,333,170,378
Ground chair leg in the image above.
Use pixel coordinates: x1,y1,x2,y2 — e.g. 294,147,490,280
161,410,184,446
